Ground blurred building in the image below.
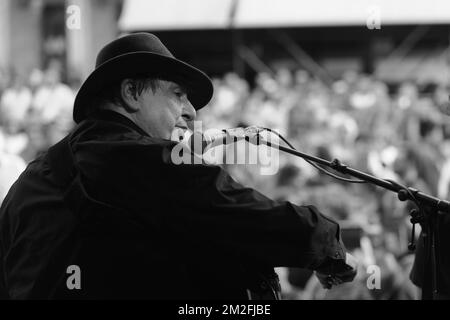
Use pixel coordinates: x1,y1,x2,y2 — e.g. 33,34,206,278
0,0,122,82
119,0,450,85
0,0,449,85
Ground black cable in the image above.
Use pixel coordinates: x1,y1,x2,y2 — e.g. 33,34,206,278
258,127,367,184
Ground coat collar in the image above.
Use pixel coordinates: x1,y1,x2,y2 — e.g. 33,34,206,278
88,109,151,137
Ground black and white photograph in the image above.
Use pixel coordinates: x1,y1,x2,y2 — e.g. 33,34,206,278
0,0,449,308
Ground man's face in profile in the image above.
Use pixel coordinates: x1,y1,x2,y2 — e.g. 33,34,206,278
134,80,196,140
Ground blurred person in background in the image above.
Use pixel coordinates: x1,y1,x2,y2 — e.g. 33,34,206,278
0,70,31,161
201,73,246,129
0,129,26,204
28,68,44,96
438,141,450,200
0,70,32,129
31,64,75,128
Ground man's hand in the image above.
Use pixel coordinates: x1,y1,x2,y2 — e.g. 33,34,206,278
315,253,358,289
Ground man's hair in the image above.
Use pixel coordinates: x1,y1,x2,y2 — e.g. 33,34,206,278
89,76,163,114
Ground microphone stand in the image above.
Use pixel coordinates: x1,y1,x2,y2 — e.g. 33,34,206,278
257,137,450,300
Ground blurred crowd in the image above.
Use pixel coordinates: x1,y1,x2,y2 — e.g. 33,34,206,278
197,68,450,299
0,64,77,203
1,63,450,299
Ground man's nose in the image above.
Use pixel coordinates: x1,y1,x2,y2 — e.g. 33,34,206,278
182,101,197,122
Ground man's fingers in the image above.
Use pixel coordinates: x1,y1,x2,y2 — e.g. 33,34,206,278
316,272,345,289
335,271,356,283
315,253,359,289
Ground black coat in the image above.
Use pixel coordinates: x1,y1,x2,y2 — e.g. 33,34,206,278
0,110,345,299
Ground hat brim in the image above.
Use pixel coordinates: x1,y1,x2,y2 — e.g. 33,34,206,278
73,52,213,123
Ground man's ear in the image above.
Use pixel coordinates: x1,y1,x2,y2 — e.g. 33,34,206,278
120,79,140,112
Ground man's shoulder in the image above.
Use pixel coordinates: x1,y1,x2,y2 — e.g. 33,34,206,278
71,115,172,148
0,152,56,219
66,117,177,185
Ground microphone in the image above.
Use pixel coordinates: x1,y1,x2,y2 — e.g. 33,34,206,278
186,126,263,154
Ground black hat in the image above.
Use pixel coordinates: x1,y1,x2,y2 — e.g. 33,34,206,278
73,32,213,123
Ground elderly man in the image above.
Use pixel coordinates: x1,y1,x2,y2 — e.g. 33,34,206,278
0,33,356,299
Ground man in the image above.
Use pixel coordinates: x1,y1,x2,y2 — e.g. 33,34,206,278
0,33,356,299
